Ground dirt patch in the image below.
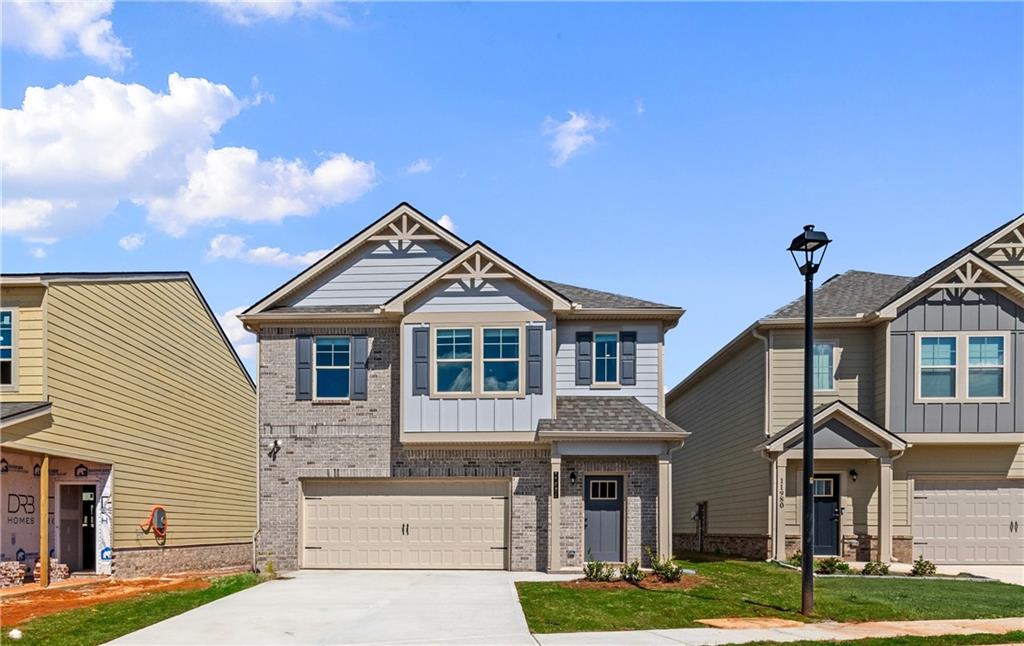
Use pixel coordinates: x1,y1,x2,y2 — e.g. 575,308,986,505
1,576,210,627
636,575,706,591
560,575,706,592
698,617,804,629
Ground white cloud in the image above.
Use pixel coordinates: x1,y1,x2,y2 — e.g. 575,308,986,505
211,1,350,26
29,247,47,259
437,214,456,232
635,98,645,115
118,232,145,251
218,306,258,360
542,111,610,167
1,1,130,70
1,73,376,241
207,234,329,268
405,158,433,175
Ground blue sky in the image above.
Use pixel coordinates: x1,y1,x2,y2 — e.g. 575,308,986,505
2,2,1022,385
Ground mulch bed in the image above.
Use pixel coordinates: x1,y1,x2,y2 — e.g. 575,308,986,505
560,575,706,592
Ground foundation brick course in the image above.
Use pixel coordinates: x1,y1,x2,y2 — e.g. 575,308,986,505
112,543,250,578
674,533,770,559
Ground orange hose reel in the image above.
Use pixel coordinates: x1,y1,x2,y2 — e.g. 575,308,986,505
139,505,168,540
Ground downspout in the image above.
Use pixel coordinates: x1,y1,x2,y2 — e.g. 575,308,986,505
751,327,773,559
246,321,261,573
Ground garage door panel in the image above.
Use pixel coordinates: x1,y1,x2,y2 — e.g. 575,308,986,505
302,479,508,570
913,478,1023,565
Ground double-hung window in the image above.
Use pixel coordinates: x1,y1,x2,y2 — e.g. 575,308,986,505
812,342,835,391
919,336,957,399
436,328,473,393
918,332,1010,402
0,310,12,386
968,336,1005,398
594,333,618,384
315,337,350,399
483,328,519,392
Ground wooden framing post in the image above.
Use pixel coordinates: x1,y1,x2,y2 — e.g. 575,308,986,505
879,457,893,563
772,456,788,561
657,453,673,561
39,453,50,587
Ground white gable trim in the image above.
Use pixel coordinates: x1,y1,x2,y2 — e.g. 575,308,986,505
972,213,1024,255
878,253,1024,319
242,203,467,315
761,401,907,453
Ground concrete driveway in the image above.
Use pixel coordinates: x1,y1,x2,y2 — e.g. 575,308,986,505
110,570,570,645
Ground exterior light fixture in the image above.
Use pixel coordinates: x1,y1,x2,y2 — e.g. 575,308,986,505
788,223,831,617
849,469,859,482
569,470,577,486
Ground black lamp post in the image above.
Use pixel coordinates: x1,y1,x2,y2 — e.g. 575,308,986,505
787,224,831,616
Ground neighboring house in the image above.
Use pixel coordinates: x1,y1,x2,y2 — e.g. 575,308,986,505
668,215,1024,566
240,203,686,572
0,273,256,579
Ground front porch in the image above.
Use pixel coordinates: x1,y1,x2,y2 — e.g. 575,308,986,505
761,400,908,563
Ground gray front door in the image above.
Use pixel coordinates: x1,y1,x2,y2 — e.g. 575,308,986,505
584,476,623,562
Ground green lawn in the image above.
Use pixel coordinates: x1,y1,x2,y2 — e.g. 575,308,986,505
3,573,263,646
516,557,1024,634
746,632,1024,646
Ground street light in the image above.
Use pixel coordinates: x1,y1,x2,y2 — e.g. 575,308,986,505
787,224,832,616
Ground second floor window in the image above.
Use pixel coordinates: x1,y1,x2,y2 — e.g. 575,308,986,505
594,333,618,384
315,337,350,399
968,336,1004,398
920,336,957,399
813,342,835,391
0,310,11,386
483,328,519,392
436,328,473,393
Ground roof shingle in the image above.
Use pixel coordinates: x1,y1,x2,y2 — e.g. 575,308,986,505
541,280,677,310
537,396,687,436
766,270,913,320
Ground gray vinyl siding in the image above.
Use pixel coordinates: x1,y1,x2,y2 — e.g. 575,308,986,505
668,337,769,536
555,323,661,411
890,287,1024,433
289,240,454,307
873,324,888,424
407,279,548,314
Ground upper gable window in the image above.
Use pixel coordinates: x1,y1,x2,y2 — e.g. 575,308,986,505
436,328,473,393
919,336,957,399
594,333,618,384
315,337,351,399
483,328,519,392
0,310,12,386
968,336,1005,398
813,342,835,392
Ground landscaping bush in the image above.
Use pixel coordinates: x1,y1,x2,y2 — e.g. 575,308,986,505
814,556,851,574
645,546,686,582
583,555,613,582
785,551,803,567
620,559,646,583
861,560,890,576
911,556,937,577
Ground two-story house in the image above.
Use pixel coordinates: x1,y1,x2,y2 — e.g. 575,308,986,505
0,272,256,582
240,203,686,572
667,215,1024,567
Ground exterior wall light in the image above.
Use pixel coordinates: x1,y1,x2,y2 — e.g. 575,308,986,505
568,470,577,486
849,469,859,482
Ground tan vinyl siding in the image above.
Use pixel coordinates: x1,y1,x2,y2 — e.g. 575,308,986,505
784,459,879,535
0,286,46,401
3,279,256,548
669,337,768,536
770,327,877,433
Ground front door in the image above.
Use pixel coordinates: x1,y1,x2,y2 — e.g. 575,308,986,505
584,476,623,562
812,475,840,556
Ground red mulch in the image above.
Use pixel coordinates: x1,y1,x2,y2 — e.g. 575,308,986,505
561,574,706,591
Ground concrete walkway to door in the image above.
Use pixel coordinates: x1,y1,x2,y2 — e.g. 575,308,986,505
109,570,576,645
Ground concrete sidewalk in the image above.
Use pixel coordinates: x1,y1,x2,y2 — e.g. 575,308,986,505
534,617,1024,645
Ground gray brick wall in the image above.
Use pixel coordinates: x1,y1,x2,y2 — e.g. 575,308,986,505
113,543,250,578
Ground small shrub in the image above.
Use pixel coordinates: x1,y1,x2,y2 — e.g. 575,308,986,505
814,556,851,574
861,561,890,576
910,556,937,577
785,551,803,567
583,554,613,582
620,559,645,583
264,560,275,577
644,546,685,582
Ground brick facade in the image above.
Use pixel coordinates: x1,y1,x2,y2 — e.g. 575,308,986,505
674,533,770,559
257,325,657,572
112,543,250,578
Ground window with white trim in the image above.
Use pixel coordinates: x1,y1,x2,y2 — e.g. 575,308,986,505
590,480,618,500
482,328,519,392
0,310,12,386
917,332,1010,402
594,332,618,384
436,328,473,393
968,336,1005,398
314,337,350,399
919,336,957,399
812,478,834,497
812,342,835,391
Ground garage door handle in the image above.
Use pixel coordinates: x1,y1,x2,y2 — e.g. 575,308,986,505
305,546,322,550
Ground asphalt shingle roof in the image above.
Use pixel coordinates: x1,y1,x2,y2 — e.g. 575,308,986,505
265,304,380,314
537,396,687,435
0,401,51,420
541,280,677,309
766,270,914,320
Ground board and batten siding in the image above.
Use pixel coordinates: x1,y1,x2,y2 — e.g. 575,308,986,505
769,327,878,434
3,279,256,548
288,240,455,307
889,288,1024,433
556,323,661,411
0,286,45,402
402,279,554,432
668,337,768,536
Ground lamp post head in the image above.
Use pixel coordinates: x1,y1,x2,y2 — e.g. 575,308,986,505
788,224,831,276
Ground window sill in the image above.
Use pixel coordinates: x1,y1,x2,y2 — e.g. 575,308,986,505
591,383,621,390
312,399,351,405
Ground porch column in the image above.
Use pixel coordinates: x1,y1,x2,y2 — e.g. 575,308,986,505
549,453,561,571
39,454,50,587
657,453,672,561
772,456,788,561
879,457,893,562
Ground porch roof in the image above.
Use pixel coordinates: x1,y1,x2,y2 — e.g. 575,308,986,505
0,401,51,428
537,396,689,441
761,400,908,454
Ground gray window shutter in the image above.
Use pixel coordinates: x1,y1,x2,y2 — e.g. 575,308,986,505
412,327,429,395
620,331,637,386
295,335,312,401
575,332,592,386
526,325,543,395
351,335,368,401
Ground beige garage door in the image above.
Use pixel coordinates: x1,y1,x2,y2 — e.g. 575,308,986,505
912,479,1024,565
302,479,509,570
